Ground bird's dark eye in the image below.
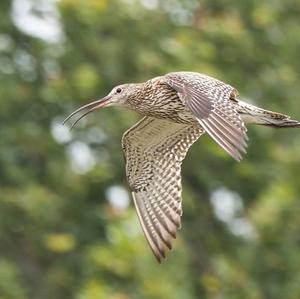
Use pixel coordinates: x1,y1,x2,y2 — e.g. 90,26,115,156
116,88,122,93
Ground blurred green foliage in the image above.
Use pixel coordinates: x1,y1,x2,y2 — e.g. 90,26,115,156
1,0,300,298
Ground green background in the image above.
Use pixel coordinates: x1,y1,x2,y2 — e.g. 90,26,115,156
1,0,300,298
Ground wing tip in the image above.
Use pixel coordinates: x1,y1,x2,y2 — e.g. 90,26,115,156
132,191,179,263
199,118,248,162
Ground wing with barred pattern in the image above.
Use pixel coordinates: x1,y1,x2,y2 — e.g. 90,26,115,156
164,71,248,161
122,116,204,262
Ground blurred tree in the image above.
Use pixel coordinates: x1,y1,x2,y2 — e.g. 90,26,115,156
0,0,300,298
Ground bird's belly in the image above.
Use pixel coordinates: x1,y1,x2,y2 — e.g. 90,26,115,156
175,111,197,123
142,109,197,124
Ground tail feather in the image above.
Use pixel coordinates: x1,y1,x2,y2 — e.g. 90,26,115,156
262,118,300,128
237,100,300,128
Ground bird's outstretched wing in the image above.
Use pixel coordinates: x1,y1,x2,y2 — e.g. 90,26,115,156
164,72,248,161
122,116,204,262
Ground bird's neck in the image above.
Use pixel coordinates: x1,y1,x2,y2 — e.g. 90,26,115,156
125,80,165,112
125,78,181,120
125,83,144,108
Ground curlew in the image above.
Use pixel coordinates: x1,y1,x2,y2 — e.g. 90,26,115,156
64,71,300,262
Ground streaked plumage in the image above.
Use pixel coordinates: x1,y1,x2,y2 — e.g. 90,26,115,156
64,71,300,262
122,117,203,260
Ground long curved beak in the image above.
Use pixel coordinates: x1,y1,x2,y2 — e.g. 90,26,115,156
63,96,111,129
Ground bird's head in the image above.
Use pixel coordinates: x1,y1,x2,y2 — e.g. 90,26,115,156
63,83,140,128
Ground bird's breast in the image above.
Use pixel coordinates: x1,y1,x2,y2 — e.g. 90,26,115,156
136,96,196,124
127,81,197,124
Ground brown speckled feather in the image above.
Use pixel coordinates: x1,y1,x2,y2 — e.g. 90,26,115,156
122,116,204,262
164,72,248,161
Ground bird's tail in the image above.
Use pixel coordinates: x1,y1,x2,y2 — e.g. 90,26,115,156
237,100,300,128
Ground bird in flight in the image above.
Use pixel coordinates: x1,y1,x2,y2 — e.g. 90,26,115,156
64,71,300,262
